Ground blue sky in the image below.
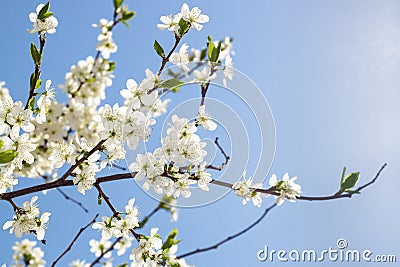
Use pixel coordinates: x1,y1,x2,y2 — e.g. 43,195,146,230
1,0,399,266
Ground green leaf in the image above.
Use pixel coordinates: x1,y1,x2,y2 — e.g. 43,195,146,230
122,21,130,28
30,43,42,65
37,2,50,21
340,172,360,191
114,0,123,9
178,18,190,36
108,61,116,71
35,79,42,90
122,11,135,21
199,48,207,61
161,228,179,250
207,36,215,61
0,150,18,164
161,78,183,92
28,97,35,110
153,40,165,58
30,73,36,90
0,140,4,151
116,264,128,267
340,166,347,185
38,12,54,21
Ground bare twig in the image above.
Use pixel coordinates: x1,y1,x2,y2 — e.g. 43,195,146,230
178,203,276,258
51,214,99,267
55,188,89,213
95,184,120,218
206,137,230,171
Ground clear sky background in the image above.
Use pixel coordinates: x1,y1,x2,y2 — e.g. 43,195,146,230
0,0,399,266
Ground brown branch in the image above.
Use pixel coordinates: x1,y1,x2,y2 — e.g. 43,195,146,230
178,203,276,258
95,184,141,241
206,137,230,171
0,173,134,200
1,163,386,204
51,214,99,267
157,33,182,77
95,184,119,218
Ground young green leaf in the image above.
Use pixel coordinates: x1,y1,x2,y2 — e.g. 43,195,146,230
161,78,183,92
340,172,360,191
122,11,135,21
178,18,190,36
199,48,207,61
30,73,36,90
161,228,180,250
0,140,4,150
340,166,347,185
153,40,165,58
114,0,123,9
0,150,19,164
30,43,42,65
35,79,42,90
28,97,36,110
37,2,50,21
38,12,54,21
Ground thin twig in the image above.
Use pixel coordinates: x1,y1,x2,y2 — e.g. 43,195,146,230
95,184,141,240
56,188,89,213
178,203,276,258
157,33,182,77
206,137,230,171
51,214,99,267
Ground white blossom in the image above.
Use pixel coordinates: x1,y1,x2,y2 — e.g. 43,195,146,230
96,32,118,59
232,171,266,207
89,238,112,258
170,43,190,72
197,105,217,131
36,80,56,124
28,3,58,35
157,14,181,31
180,3,209,31
269,173,302,206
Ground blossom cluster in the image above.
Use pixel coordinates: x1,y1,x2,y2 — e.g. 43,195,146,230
232,172,302,207
3,196,51,241
130,228,193,267
130,104,218,199
2,239,46,267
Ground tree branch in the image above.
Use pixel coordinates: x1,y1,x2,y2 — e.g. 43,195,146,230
51,214,99,267
178,203,276,258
